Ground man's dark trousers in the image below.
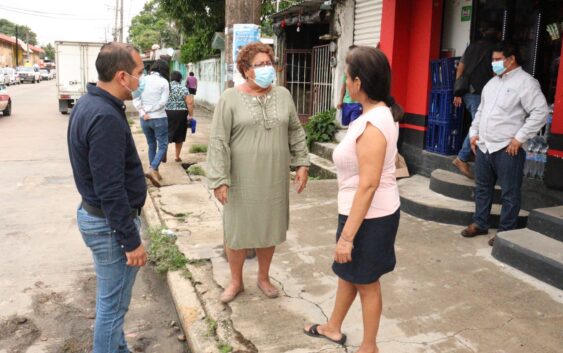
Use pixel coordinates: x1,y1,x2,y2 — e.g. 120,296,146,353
473,147,525,231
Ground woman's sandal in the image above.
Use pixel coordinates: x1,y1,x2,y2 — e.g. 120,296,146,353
303,324,347,345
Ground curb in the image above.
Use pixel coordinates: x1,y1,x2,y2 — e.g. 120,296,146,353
142,192,220,353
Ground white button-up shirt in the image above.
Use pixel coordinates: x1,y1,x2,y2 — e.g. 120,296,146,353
469,66,548,154
133,72,170,119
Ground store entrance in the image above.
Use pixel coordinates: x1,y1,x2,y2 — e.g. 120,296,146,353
472,0,562,103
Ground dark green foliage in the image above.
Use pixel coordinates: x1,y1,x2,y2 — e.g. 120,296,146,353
304,109,337,147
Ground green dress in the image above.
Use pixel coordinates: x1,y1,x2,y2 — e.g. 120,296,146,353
207,86,310,249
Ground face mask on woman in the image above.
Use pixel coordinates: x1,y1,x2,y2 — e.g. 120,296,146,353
253,66,275,88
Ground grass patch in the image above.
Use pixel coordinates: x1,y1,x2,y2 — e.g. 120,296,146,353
189,144,208,153
187,164,206,176
218,343,232,353
146,227,187,274
207,317,217,336
308,175,321,180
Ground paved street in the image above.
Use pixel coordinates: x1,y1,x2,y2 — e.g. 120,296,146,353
0,81,187,353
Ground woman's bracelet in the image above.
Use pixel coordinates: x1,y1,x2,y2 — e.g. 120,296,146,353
341,236,354,243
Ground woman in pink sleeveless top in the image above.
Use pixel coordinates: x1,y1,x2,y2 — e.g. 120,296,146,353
304,47,403,353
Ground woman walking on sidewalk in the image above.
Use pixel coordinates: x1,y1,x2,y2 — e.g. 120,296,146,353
304,47,402,353
134,59,170,187
207,42,310,304
166,71,194,162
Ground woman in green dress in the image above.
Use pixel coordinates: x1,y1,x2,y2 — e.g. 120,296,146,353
207,42,310,303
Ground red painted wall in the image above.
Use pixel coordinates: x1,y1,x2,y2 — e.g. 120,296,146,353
380,0,443,117
551,44,563,136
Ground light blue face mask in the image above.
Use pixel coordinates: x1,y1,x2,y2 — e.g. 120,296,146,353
253,66,275,88
126,73,145,98
492,60,506,76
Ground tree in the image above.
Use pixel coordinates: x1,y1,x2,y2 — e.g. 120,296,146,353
128,0,181,53
260,0,300,37
0,19,38,45
43,43,55,61
158,0,225,62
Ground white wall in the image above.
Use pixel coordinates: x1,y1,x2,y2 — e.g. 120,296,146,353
332,0,356,109
442,0,472,57
192,57,222,107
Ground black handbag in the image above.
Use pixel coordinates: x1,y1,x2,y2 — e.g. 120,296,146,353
454,75,470,96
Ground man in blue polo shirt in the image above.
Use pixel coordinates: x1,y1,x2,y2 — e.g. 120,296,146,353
68,42,147,353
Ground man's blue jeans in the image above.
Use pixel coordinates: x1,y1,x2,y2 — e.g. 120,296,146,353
140,117,168,170
457,93,481,162
473,147,525,231
77,207,141,353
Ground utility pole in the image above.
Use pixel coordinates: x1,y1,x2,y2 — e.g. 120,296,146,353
224,0,261,89
113,0,119,41
119,0,124,42
15,25,19,67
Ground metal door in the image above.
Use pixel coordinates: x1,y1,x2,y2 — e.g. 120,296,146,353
311,44,333,115
284,49,312,122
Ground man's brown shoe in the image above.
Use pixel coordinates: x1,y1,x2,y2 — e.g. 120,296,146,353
488,235,496,246
452,158,474,179
461,223,488,238
145,170,161,187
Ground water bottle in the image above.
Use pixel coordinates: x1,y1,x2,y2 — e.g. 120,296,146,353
538,143,548,179
524,140,535,178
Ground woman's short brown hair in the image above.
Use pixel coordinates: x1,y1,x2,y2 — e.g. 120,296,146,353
236,42,275,79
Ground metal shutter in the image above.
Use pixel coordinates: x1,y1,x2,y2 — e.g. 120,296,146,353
353,0,383,47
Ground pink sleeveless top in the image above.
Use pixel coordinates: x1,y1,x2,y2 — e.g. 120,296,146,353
332,106,400,218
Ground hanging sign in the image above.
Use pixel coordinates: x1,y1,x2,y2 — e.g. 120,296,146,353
232,24,261,85
461,6,472,22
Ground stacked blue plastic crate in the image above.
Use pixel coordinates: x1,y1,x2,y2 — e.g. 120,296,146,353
426,57,465,155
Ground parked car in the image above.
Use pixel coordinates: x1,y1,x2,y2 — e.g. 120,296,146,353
40,69,53,80
0,68,9,85
4,67,18,85
17,66,41,83
0,84,11,116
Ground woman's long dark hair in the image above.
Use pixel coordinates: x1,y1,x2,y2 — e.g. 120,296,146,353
346,46,404,122
150,59,170,81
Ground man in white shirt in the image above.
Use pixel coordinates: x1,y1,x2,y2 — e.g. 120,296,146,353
461,41,548,246
133,59,170,187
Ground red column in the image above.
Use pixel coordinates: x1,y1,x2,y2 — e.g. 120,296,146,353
380,0,443,116
544,43,563,189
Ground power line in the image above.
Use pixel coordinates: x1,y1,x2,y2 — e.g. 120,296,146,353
0,4,111,21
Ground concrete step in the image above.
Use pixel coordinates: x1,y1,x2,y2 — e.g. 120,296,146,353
310,141,338,161
527,206,563,242
429,169,501,203
398,175,528,227
492,228,563,290
309,153,337,179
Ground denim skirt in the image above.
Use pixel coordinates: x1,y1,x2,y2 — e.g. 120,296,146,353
332,208,400,284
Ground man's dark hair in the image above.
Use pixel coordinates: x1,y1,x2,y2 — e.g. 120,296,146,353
346,46,404,122
189,72,194,76
493,41,522,64
348,45,357,50
170,70,182,83
150,59,169,80
95,42,138,82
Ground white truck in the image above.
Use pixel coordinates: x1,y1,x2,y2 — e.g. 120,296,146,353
55,41,104,114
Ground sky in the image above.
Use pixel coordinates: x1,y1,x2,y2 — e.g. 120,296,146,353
0,0,149,46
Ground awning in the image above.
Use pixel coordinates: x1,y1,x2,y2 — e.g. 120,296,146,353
270,0,325,20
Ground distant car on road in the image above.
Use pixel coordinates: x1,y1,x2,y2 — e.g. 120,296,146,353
3,68,18,85
40,69,53,80
17,66,41,83
0,84,12,116
0,68,9,85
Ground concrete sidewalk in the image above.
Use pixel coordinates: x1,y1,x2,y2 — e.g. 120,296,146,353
131,105,563,353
